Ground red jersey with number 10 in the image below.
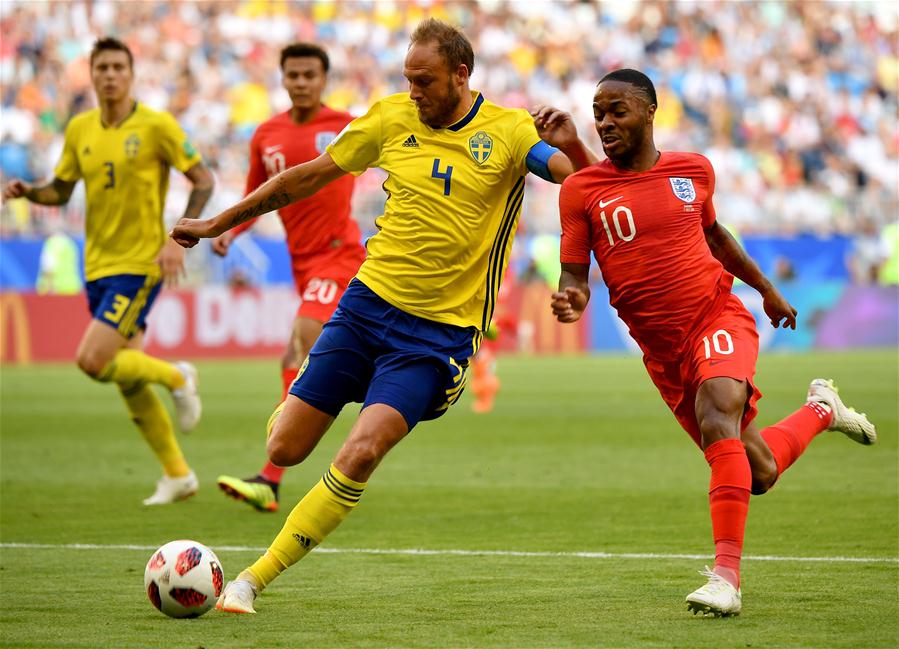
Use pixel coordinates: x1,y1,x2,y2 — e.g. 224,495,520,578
235,107,359,260
559,152,734,361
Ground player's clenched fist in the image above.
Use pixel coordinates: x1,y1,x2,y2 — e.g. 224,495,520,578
551,287,588,323
170,217,219,248
3,180,30,200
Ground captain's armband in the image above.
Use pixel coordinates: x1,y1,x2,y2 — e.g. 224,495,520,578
525,141,559,181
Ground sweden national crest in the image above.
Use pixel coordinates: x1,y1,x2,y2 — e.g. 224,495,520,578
468,131,492,164
125,134,141,160
669,177,696,202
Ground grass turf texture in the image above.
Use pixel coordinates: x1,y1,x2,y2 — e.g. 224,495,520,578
1,351,896,648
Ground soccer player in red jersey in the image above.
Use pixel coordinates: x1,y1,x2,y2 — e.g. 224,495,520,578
213,43,365,513
551,69,877,617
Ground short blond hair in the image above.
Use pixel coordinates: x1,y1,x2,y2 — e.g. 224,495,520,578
409,18,474,74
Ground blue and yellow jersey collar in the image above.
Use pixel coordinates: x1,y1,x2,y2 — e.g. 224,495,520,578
100,100,139,129
445,92,484,132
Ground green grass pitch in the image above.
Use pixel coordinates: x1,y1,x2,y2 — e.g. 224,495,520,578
1,351,896,648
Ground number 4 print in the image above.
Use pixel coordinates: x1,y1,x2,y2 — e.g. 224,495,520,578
431,158,453,196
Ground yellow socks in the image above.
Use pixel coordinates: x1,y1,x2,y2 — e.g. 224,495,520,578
245,464,366,588
118,383,189,477
99,349,185,390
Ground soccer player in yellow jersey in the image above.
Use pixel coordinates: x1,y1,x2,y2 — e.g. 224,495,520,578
3,37,214,505
172,19,596,613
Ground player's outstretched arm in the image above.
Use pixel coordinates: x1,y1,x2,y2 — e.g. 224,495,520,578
170,153,347,248
530,105,599,182
2,177,76,206
704,221,797,329
552,263,591,323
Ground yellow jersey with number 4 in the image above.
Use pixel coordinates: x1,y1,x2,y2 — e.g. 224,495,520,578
327,91,540,331
55,102,202,281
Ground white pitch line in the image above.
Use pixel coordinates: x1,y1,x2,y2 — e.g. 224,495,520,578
1,542,896,564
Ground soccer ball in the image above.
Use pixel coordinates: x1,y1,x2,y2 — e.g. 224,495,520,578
144,540,224,618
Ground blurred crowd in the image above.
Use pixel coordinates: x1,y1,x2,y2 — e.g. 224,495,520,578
1,0,897,280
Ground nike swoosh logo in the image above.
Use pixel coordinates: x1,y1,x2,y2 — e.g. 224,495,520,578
263,146,283,154
599,196,623,208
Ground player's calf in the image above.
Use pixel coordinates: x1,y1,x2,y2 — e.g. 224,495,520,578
741,425,779,495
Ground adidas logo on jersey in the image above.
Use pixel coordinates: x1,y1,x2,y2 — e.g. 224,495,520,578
402,134,420,148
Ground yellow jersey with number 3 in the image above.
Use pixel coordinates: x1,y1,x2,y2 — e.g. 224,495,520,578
55,103,202,281
327,91,540,331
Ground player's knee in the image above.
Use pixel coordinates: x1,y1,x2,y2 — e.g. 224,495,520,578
266,439,296,467
76,352,108,380
266,415,317,467
336,437,384,479
698,412,739,447
266,433,311,468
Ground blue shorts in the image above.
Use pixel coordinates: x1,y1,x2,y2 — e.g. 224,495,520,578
289,279,480,430
85,274,162,339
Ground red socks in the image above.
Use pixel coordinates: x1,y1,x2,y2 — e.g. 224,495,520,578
760,402,832,476
702,404,833,588
705,438,752,586
260,460,285,484
281,367,299,401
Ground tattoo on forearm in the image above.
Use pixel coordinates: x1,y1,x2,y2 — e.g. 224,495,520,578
182,187,213,220
233,190,292,225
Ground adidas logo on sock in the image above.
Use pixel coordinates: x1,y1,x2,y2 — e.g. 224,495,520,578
402,134,419,148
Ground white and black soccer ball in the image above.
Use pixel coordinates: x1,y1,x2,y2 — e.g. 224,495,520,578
144,540,224,618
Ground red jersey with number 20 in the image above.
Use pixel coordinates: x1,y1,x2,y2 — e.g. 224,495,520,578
235,107,359,259
559,152,734,361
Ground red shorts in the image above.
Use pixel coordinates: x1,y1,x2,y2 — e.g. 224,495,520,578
643,294,763,448
292,242,365,322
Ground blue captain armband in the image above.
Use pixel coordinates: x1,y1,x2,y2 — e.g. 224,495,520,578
525,141,559,181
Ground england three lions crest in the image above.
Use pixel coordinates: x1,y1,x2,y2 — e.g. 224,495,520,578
669,177,696,202
315,131,338,154
469,131,493,164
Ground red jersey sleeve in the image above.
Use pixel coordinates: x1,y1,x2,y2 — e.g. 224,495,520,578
232,132,268,237
699,154,717,228
559,179,593,265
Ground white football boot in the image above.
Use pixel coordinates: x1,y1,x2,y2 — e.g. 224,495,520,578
171,361,202,433
216,579,258,614
807,378,876,445
142,471,199,506
686,567,742,617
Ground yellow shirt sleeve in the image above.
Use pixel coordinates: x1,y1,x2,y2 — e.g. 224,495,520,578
54,119,82,182
510,109,542,175
156,112,202,172
326,101,382,176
